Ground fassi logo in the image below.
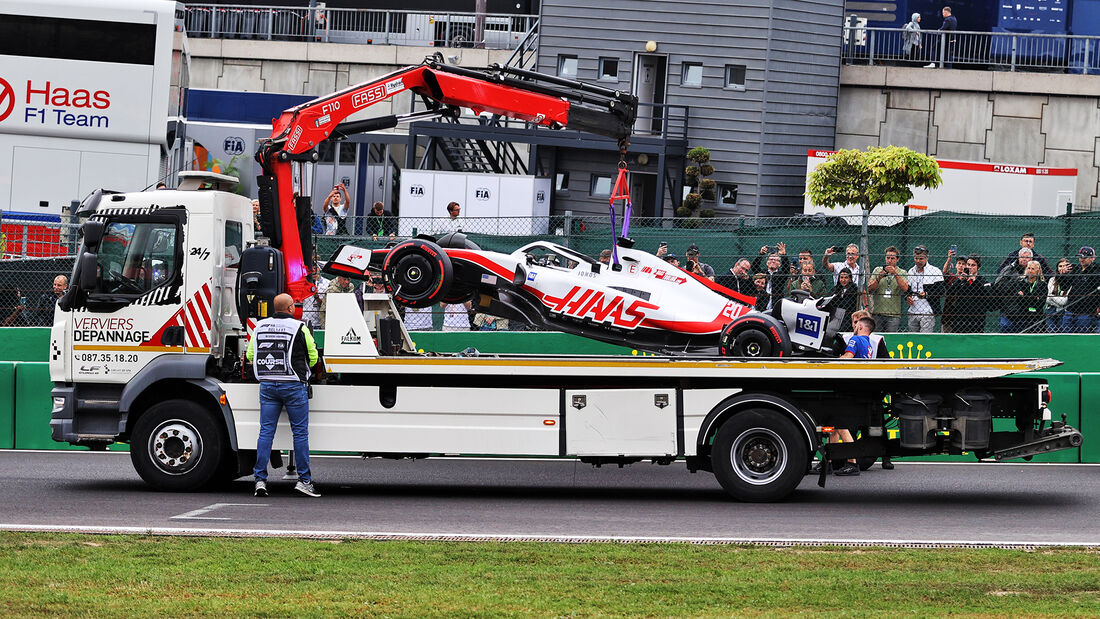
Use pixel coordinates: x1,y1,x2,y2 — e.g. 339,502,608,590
0,78,14,122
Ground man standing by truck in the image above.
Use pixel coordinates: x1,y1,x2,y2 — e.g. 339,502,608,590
247,293,321,497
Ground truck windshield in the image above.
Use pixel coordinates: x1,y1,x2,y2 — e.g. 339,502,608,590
95,221,177,295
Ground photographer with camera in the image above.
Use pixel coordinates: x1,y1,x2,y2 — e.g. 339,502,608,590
683,244,715,281
751,243,790,311
786,262,827,299
867,246,909,332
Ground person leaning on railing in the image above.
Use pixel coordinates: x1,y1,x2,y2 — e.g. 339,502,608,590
1006,261,1047,334
1046,258,1073,333
948,254,990,333
1058,246,1100,333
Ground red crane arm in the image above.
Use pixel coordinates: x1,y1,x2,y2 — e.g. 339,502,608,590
256,57,637,308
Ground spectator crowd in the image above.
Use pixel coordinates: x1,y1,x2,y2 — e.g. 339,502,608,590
699,232,1100,333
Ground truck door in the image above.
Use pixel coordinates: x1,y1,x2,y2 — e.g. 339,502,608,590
66,210,187,384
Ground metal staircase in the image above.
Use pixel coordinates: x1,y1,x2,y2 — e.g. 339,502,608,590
423,19,539,175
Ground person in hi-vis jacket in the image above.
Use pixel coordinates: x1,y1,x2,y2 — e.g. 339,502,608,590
247,293,320,498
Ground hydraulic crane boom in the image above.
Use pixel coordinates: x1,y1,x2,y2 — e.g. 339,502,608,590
255,55,638,306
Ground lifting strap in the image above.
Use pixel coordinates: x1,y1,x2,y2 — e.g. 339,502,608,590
607,141,632,267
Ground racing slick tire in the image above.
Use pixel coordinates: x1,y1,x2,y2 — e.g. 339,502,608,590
711,409,809,502
718,313,792,358
383,239,454,308
130,399,230,491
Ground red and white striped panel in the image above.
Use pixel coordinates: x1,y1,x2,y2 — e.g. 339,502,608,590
173,282,213,349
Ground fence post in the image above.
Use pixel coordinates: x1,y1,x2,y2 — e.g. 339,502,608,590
21,224,29,259
939,32,945,67
869,29,875,66
1011,35,1017,72
265,8,273,40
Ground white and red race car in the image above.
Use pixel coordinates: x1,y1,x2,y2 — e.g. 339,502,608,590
323,234,847,357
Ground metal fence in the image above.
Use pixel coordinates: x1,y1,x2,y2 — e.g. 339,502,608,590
843,27,1100,74
184,4,537,49
6,212,1100,335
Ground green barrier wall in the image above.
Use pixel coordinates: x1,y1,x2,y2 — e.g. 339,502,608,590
0,328,50,362
1080,373,1100,464
0,363,13,449
14,362,59,450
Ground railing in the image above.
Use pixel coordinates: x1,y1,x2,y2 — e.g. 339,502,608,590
184,4,538,50
843,27,1100,74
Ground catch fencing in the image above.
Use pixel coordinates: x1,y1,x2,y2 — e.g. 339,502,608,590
843,26,1100,74
5,212,1100,334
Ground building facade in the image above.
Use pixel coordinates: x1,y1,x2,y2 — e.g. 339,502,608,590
536,0,846,217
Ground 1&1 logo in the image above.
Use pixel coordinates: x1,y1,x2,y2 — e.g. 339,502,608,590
0,78,15,123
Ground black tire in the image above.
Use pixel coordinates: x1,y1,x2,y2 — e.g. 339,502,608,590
732,328,773,358
130,399,229,491
711,409,809,502
718,314,792,358
383,239,453,308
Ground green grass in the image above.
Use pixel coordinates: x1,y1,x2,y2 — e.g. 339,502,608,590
2,532,1099,617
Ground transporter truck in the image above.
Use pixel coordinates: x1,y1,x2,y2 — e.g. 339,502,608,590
49,59,1082,501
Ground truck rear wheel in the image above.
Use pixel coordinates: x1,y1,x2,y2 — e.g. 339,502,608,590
711,409,808,502
383,239,454,308
130,400,228,491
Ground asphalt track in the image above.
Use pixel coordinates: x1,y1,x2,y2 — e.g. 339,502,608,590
2,451,1099,547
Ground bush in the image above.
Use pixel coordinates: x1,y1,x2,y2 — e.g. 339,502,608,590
699,209,716,218
675,206,693,218
685,165,700,177
700,164,715,176
683,193,703,211
699,179,716,191
687,146,711,164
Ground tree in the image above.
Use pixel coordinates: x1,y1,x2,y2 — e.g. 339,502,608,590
806,146,942,290
683,146,717,218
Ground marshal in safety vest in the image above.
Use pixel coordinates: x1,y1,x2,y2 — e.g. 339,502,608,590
247,315,319,382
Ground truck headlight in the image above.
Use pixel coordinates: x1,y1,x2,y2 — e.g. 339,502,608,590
52,397,66,414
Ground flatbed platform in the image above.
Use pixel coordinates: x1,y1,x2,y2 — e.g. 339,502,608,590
323,354,1060,380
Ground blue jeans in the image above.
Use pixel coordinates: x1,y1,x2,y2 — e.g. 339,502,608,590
1067,313,1099,334
254,381,311,483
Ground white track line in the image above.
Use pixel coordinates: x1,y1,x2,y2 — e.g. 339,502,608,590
0,524,1096,548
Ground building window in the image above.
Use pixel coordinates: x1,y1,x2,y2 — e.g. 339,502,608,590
555,171,570,193
590,174,612,197
719,184,739,205
598,57,619,82
724,64,746,91
557,55,578,78
681,62,703,87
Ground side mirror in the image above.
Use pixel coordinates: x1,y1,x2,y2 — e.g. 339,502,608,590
78,253,99,291
82,220,105,247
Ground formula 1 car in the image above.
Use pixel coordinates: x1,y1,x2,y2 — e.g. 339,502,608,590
323,234,848,357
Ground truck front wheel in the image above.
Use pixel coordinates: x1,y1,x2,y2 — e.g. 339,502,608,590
711,409,808,502
130,400,228,491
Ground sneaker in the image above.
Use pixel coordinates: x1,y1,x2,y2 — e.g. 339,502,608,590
294,480,321,497
834,463,860,476
881,458,895,470
924,63,936,68
254,480,268,497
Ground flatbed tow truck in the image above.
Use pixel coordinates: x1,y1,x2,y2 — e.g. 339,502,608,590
48,58,1082,501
